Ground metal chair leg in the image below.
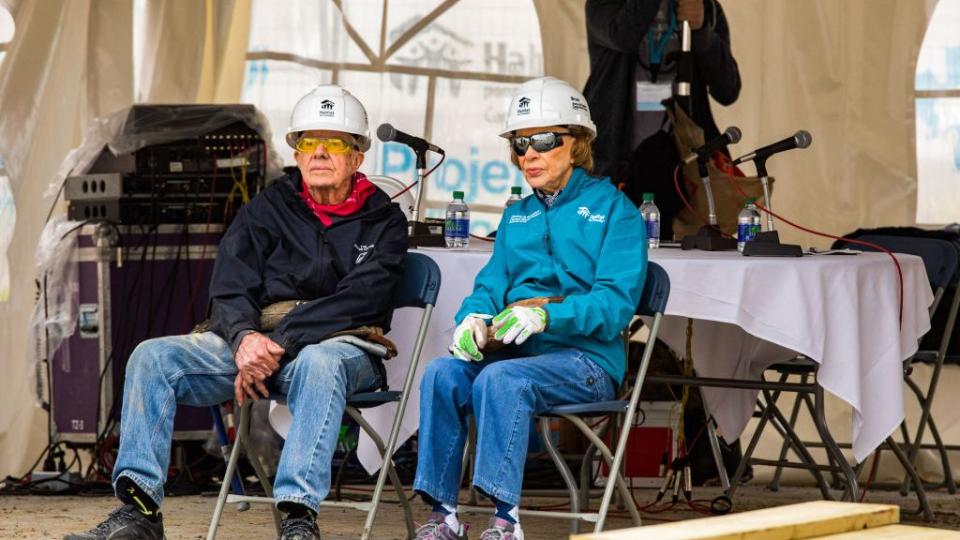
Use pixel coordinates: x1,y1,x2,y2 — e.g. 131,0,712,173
812,385,858,501
207,403,250,540
361,304,434,540
579,442,600,512
539,417,581,535
925,415,956,493
565,415,641,530
769,373,809,491
727,399,774,499
762,389,834,499
458,417,479,505
904,373,957,494
242,414,282,534
347,407,415,539
883,436,934,522
578,419,610,511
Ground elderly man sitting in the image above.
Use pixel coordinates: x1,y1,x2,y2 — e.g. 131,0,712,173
66,85,408,540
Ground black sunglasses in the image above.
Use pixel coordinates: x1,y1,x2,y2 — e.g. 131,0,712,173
510,131,573,156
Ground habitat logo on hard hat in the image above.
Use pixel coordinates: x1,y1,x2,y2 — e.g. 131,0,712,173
319,99,336,117
570,96,588,112
517,97,531,116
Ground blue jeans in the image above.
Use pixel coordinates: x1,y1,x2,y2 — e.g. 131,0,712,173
413,349,615,506
112,331,382,512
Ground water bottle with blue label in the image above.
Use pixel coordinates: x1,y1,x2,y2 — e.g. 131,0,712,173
737,198,762,253
639,192,661,249
444,191,470,249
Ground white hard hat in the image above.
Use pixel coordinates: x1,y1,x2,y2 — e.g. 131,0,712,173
286,84,371,152
499,76,596,139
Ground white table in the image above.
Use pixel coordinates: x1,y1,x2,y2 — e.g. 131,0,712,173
647,249,932,462
272,245,932,470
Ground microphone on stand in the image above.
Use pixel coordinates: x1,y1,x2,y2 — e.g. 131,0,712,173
376,123,446,246
732,130,812,166
733,130,812,245
682,126,742,164
376,123,445,154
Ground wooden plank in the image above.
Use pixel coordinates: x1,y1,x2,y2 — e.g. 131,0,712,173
571,501,899,540
819,524,960,539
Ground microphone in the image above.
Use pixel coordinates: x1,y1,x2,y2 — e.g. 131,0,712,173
376,123,444,154
733,130,812,165
682,126,742,164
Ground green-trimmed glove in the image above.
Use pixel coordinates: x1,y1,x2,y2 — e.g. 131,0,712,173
450,314,491,362
492,306,547,345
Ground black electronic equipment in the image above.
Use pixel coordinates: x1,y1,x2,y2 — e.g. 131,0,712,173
65,104,267,227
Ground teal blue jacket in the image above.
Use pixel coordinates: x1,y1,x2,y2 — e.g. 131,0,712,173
455,167,648,383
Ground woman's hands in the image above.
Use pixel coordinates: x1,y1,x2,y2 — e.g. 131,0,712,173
492,306,548,345
450,314,492,361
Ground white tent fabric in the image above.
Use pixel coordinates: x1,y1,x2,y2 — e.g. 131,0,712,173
0,0,954,482
0,0,132,478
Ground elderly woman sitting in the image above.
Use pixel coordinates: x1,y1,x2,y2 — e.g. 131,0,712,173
412,76,648,540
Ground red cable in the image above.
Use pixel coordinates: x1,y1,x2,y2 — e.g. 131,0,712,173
390,153,447,201
672,166,735,239
859,448,882,503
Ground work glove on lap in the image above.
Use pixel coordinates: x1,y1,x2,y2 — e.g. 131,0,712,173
450,314,491,361
492,306,547,345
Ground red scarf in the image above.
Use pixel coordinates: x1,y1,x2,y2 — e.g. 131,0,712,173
299,172,376,226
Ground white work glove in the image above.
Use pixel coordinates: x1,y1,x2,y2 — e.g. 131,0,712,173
450,314,491,362
492,306,547,345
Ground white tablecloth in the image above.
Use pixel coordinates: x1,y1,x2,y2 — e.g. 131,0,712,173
273,245,932,470
647,249,932,462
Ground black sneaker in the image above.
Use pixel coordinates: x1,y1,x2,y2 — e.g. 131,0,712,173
279,514,321,540
64,504,164,539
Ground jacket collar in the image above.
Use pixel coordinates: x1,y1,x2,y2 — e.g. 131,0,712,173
532,167,589,210
280,170,393,227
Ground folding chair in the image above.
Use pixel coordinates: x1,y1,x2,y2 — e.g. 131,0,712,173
523,262,670,534
733,235,960,522
836,236,959,496
206,252,441,540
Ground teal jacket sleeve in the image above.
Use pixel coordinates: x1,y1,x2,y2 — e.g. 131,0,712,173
454,223,510,325
544,196,648,341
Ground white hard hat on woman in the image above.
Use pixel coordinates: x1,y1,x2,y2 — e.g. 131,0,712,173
499,76,596,139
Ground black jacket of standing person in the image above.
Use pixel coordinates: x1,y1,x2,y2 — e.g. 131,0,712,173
207,170,408,360
584,0,741,181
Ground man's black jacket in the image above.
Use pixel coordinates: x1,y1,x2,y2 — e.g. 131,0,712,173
583,0,741,180
207,170,408,360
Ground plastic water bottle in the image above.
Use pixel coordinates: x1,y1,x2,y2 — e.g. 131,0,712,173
444,191,470,248
639,193,661,249
505,186,523,208
737,198,762,253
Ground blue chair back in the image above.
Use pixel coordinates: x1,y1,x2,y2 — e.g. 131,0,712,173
392,252,442,308
635,262,670,316
838,235,960,290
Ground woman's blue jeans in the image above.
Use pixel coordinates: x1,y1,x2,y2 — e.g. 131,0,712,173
413,348,615,506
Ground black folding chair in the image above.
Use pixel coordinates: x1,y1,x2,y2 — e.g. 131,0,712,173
206,252,441,540
735,235,959,522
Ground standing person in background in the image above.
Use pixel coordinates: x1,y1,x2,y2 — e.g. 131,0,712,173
584,0,741,241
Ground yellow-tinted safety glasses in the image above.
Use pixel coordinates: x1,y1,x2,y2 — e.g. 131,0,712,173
295,136,355,154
